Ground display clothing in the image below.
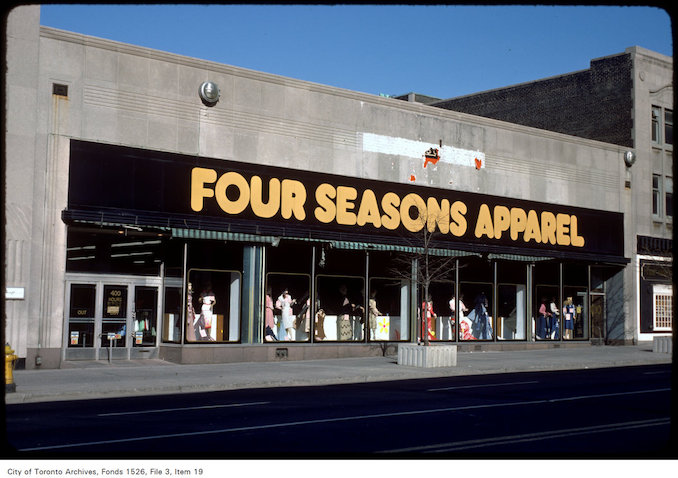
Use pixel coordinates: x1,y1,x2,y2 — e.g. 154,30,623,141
186,285,196,342
563,304,575,330
537,302,548,339
549,301,560,339
368,298,380,331
422,301,436,340
277,292,295,340
460,317,476,340
265,294,277,341
468,293,492,340
315,308,326,340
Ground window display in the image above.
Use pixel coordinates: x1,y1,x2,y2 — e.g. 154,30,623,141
133,286,157,346
316,275,364,341
265,273,310,342
162,286,182,343
187,269,241,342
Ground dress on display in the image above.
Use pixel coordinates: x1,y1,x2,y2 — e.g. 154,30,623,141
564,303,576,330
265,294,277,340
278,293,294,330
468,293,493,340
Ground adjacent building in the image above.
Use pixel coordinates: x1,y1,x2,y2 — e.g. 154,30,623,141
4,6,672,369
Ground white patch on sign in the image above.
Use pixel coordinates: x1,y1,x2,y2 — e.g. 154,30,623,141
362,133,485,168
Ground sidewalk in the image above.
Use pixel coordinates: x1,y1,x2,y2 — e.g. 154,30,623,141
5,344,673,404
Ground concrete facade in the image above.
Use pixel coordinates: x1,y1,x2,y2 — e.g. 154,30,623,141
4,6,666,368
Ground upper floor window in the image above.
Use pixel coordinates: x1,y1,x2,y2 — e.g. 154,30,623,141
653,174,662,216
653,174,673,220
666,176,673,218
652,106,673,145
664,109,673,145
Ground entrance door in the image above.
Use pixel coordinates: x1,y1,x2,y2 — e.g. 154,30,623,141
590,293,605,343
64,275,162,361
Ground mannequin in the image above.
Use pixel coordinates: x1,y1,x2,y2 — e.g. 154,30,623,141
422,295,436,341
470,292,492,340
338,285,354,341
368,290,382,340
277,289,296,341
537,298,548,339
549,297,560,340
265,287,277,341
186,282,197,342
563,297,576,340
199,287,216,341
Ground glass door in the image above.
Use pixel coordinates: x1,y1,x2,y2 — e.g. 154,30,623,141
101,284,128,348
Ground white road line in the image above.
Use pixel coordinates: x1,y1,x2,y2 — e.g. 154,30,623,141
547,388,670,403
98,401,270,417
383,418,671,453
18,388,671,451
428,380,539,392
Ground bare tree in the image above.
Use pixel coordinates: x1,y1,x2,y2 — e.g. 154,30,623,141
388,200,463,346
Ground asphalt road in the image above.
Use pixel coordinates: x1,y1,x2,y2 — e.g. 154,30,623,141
4,364,674,458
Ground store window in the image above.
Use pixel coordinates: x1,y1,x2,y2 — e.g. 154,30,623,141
653,285,673,331
266,273,311,342
534,261,560,340
367,251,411,342
133,286,158,346
563,263,588,340
496,261,527,341
263,242,313,342
316,275,365,341
162,285,183,343
424,279,456,341
458,257,493,341
68,284,96,348
187,269,241,342
368,277,410,341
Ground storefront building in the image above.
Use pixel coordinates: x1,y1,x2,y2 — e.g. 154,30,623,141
4,7,662,369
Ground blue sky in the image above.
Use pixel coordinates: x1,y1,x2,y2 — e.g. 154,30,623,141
39,4,672,99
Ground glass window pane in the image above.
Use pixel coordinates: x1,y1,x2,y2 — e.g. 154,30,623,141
497,284,526,340
535,287,559,340
459,282,493,340
103,285,127,319
316,275,365,341
69,284,96,318
665,177,673,218
652,106,660,142
265,273,311,342
162,286,182,343
563,287,588,340
652,106,661,143
133,286,158,347
664,109,673,145
653,174,661,216
187,269,241,343
368,278,410,341
68,322,94,348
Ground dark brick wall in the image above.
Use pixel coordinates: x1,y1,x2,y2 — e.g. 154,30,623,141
433,53,634,148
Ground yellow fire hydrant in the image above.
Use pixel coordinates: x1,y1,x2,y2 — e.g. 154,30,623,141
5,343,18,393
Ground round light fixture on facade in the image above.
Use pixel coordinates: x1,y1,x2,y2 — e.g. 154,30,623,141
624,150,636,167
199,81,220,106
